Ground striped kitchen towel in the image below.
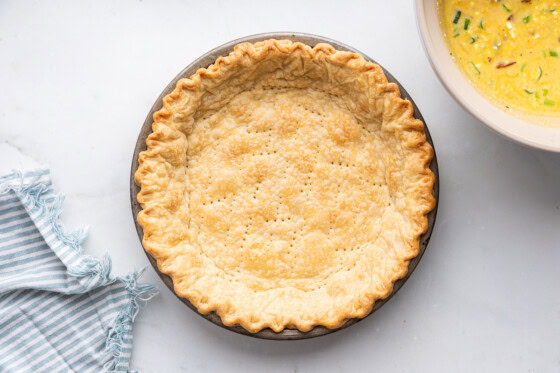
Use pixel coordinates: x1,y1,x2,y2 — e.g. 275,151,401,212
0,169,156,372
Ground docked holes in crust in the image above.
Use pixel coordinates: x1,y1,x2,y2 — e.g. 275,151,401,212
135,39,435,333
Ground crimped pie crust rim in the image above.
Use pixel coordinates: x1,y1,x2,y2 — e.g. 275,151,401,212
135,38,436,333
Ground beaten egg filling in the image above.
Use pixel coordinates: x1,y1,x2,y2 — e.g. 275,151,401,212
441,0,560,116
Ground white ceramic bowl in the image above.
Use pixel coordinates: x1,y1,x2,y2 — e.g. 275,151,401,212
416,0,560,152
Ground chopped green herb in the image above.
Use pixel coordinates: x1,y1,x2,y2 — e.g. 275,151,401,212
464,18,471,30
502,3,511,12
479,19,484,29
536,91,540,99
523,15,531,23
521,63,527,72
453,10,462,24
543,89,549,96
544,99,556,106
547,9,557,14
550,50,558,57
469,36,476,44
469,61,481,75
523,89,534,94
453,33,460,38
536,67,543,81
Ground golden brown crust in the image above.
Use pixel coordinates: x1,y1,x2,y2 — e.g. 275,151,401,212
135,39,435,333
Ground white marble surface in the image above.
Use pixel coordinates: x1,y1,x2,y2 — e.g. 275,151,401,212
1,0,559,371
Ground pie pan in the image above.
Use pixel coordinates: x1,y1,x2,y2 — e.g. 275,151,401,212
130,32,439,340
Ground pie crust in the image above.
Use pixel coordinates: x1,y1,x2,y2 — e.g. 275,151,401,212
135,39,435,333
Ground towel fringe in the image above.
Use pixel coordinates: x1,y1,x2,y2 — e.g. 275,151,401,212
104,268,157,372
1,170,115,281
1,170,91,257
67,254,113,280
48,196,90,253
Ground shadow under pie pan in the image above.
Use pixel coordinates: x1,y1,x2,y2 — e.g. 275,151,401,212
130,32,440,340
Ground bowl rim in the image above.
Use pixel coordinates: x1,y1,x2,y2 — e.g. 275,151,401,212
130,32,440,340
415,0,560,153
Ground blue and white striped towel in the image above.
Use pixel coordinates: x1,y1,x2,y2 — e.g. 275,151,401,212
0,169,156,372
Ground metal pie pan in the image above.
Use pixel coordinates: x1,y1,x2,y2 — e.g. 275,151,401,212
130,32,439,340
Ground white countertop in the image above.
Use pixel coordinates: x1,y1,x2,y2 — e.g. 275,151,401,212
1,1,559,371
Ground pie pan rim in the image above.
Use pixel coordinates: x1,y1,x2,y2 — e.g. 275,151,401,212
130,32,440,340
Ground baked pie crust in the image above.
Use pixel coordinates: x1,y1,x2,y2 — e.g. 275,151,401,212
135,39,435,333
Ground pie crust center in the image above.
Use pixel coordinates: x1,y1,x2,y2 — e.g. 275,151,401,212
188,88,388,290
